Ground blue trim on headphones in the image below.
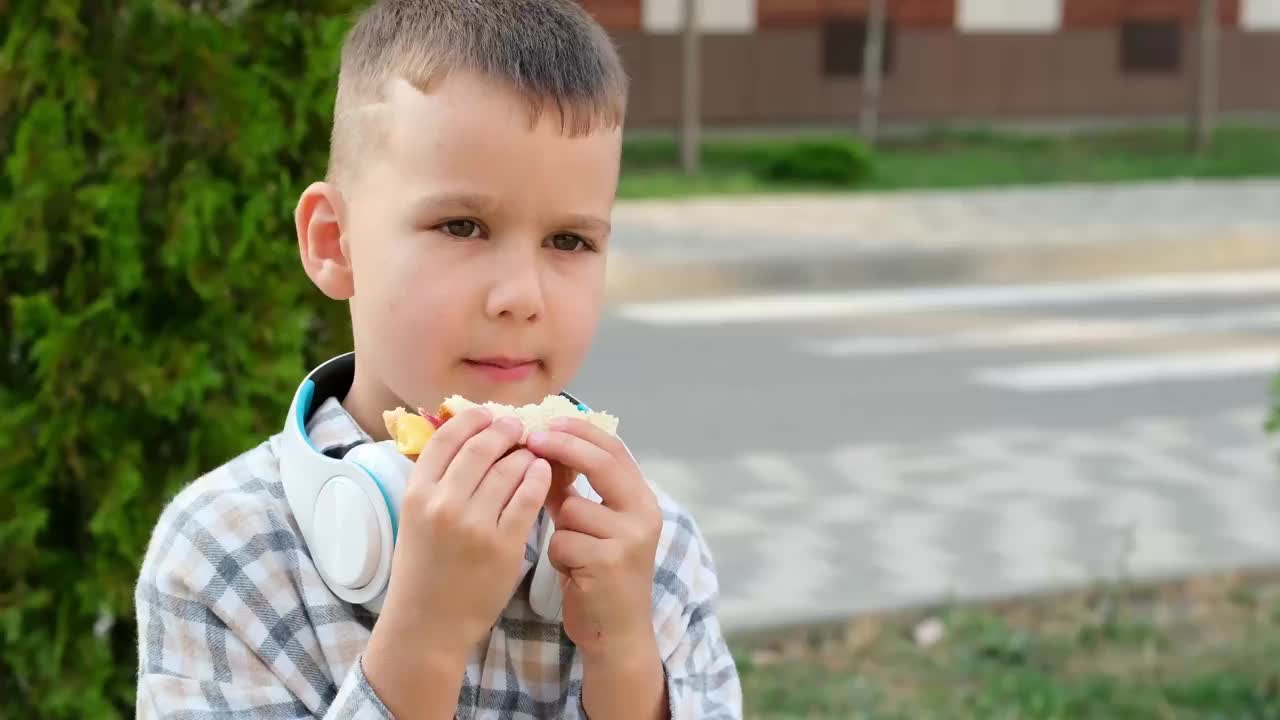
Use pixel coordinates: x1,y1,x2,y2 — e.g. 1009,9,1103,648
559,390,589,412
352,461,399,540
297,380,318,451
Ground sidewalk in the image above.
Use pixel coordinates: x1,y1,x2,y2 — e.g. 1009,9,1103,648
604,178,1280,302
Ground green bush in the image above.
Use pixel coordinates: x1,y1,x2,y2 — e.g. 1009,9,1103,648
619,135,875,189
0,3,359,717
758,138,874,186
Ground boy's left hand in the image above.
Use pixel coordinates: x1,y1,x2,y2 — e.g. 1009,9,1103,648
525,417,663,664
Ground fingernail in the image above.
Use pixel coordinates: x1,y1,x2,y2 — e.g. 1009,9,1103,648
527,431,547,445
496,416,522,433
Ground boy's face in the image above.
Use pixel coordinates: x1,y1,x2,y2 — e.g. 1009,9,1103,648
298,71,622,433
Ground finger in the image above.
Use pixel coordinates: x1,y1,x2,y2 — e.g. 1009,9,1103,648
526,429,639,511
543,462,577,528
549,416,630,463
412,406,493,486
553,494,616,539
471,448,536,520
546,528,600,574
550,461,578,491
438,415,524,499
498,458,552,540
525,429,611,481
548,417,641,495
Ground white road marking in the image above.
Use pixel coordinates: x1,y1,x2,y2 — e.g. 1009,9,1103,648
798,306,1280,357
615,271,1280,326
989,499,1088,587
1203,443,1280,555
828,444,906,497
1097,488,1198,576
639,458,700,505
868,510,957,598
972,349,1280,392
738,451,812,494
720,522,839,623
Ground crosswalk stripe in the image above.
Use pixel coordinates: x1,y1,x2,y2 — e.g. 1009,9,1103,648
614,271,1280,326
638,458,700,505
866,510,956,598
799,306,1280,357
972,349,1280,392
989,499,1087,587
1097,488,1198,576
738,451,812,494
722,522,839,622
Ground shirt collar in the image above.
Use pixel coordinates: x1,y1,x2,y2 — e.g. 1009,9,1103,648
306,396,374,458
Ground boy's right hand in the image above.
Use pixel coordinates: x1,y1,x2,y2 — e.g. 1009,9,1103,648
363,407,551,715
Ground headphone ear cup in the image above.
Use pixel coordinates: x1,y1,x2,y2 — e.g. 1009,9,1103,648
343,441,413,532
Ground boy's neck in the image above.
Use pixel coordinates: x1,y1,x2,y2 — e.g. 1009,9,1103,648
342,370,395,443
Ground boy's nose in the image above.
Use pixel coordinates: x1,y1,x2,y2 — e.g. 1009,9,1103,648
485,249,544,322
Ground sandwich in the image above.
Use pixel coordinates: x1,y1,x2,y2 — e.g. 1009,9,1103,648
382,394,619,459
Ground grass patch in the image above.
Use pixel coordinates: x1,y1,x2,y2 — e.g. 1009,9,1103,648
731,569,1280,719
618,125,1280,199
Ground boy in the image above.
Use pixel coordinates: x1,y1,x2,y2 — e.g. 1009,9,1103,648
133,1,742,718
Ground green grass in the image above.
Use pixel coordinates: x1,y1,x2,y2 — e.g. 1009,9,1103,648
618,125,1280,199
731,570,1280,719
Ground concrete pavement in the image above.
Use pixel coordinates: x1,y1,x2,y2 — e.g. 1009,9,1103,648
604,178,1280,302
574,271,1280,634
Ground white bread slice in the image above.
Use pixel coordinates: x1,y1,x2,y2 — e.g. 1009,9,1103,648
438,394,619,444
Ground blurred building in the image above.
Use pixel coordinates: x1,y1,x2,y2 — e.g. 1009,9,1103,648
579,0,1280,130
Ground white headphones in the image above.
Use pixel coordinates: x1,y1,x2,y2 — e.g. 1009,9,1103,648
279,352,592,620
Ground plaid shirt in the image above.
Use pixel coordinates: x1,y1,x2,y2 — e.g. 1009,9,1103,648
134,397,742,719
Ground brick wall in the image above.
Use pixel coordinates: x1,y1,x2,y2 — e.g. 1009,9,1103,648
756,0,824,26
578,0,642,30
1062,0,1239,27
758,0,955,27
577,0,1246,33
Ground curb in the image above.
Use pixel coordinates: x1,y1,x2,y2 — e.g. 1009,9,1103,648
721,564,1280,653
604,230,1280,303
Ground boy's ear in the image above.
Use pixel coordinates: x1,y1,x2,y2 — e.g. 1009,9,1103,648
295,181,353,300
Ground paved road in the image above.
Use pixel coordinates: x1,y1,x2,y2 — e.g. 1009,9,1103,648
570,271,1280,631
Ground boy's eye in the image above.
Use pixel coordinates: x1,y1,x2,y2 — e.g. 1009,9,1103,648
548,234,589,252
442,220,480,238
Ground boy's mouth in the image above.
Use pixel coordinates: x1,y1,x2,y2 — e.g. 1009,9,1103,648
463,356,541,382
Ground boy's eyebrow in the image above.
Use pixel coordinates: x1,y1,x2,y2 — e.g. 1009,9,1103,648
558,213,612,236
410,191,499,216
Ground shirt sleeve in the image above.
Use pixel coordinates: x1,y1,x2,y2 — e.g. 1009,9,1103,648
649,501,744,720
133,473,395,720
135,652,392,720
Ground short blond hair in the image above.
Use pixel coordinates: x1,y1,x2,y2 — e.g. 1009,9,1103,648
327,0,629,185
